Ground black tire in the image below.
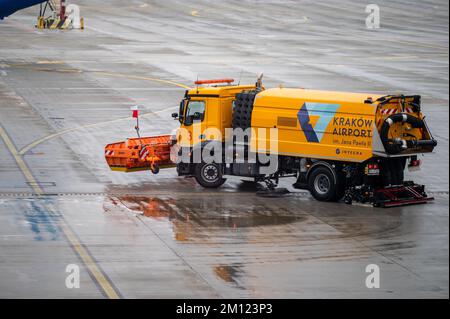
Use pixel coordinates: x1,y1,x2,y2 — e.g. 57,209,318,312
307,166,338,202
380,159,393,186
232,92,256,130
381,158,406,186
151,165,160,175
194,162,226,188
391,158,405,185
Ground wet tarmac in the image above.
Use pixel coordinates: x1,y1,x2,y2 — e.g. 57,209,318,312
0,0,448,298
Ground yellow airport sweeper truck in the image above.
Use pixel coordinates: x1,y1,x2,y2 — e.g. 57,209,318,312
105,76,437,207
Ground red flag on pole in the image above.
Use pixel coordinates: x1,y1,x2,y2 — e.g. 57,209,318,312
131,105,139,118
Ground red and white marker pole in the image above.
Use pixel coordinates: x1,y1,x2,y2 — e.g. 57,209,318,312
60,0,66,20
131,105,139,119
131,105,143,145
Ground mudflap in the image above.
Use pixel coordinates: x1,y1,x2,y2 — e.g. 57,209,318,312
373,182,434,208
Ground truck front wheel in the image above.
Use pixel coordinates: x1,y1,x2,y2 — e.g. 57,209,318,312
194,162,226,188
308,166,339,202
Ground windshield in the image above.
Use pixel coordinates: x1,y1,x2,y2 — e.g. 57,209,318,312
184,100,205,125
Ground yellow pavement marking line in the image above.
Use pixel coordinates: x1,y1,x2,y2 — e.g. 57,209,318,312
58,221,121,299
36,60,65,65
7,63,191,90
0,125,120,299
92,71,191,89
394,40,447,50
19,106,176,155
0,126,42,194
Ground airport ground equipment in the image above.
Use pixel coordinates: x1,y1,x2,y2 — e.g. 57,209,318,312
105,76,437,207
105,135,176,174
36,1,84,30
0,0,83,29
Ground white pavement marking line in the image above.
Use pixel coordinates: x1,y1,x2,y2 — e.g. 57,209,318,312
0,125,121,299
19,106,176,155
6,64,188,155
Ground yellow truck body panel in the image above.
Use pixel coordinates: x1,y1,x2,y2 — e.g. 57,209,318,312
178,85,432,163
179,85,256,147
250,88,383,162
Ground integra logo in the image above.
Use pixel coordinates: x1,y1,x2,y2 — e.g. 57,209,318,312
297,102,340,143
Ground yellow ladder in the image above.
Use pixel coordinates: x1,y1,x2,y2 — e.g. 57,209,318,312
48,0,60,12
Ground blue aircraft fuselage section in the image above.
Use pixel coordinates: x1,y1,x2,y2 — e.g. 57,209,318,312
0,0,47,19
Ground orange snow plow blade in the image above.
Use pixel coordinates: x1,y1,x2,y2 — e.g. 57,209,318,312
105,135,176,174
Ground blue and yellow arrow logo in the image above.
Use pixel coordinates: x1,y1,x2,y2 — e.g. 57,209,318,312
297,102,340,143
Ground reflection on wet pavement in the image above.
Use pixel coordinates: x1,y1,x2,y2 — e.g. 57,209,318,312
100,192,447,296
109,195,305,242
214,264,244,288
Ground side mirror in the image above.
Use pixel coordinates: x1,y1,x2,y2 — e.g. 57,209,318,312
171,112,179,119
193,112,202,120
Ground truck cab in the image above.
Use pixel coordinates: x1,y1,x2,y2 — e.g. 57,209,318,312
173,80,257,148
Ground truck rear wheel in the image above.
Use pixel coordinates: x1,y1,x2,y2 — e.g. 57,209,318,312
308,166,340,202
194,162,226,188
381,158,406,186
